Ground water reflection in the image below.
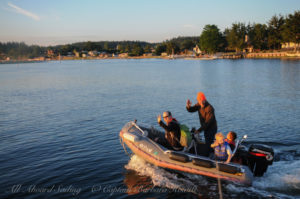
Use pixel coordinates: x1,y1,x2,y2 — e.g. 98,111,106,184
123,170,153,195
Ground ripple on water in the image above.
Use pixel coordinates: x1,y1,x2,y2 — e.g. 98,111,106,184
0,59,299,198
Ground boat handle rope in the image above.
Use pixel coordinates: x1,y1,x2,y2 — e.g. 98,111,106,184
120,137,132,157
132,121,147,137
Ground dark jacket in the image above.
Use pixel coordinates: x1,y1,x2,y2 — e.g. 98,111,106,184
186,101,217,144
159,118,182,149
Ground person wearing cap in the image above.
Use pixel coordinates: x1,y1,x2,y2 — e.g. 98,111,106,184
157,111,183,151
186,92,217,156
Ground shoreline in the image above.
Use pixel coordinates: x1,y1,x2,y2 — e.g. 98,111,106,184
1,53,300,64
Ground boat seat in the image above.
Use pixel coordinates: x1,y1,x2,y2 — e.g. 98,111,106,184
168,151,190,163
218,163,241,174
192,158,214,168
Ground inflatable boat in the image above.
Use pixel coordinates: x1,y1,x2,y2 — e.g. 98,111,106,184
120,121,274,186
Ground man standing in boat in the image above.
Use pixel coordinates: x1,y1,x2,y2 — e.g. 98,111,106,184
186,92,217,156
157,111,183,151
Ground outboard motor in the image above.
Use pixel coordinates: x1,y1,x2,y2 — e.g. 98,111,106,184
248,144,274,176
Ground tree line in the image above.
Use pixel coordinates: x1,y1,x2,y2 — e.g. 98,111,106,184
0,10,299,59
0,42,45,60
199,10,299,53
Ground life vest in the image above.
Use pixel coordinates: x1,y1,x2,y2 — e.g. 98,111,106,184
179,124,192,147
170,119,191,148
225,139,236,150
214,142,230,161
171,118,178,123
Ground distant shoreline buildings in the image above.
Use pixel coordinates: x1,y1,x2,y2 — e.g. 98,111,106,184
1,10,299,62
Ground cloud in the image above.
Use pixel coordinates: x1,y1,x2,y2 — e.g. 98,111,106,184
7,2,40,21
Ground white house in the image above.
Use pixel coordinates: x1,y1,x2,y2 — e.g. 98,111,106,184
193,45,202,54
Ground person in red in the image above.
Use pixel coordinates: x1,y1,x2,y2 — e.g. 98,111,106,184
225,131,237,151
225,131,242,163
186,92,217,156
157,111,183,151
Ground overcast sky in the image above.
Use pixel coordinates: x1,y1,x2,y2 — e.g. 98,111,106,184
0,0,299,46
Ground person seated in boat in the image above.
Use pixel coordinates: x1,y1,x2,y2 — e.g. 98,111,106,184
225,131,237,151
225,131,242,164
156,111,183,151
211,132,232,164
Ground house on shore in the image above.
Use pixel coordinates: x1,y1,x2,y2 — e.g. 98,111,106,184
119,53,129,58
47,50,55,58
182,50,194,56
143,53,153,57
88,51,99,57
243,35,254,53
193,45,202,54
74,51,80,57
281,42,300,50
243,45,254,53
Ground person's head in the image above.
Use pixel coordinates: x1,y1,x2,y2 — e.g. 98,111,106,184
215,132,225,145
163,111,172,124
227,131,237,142
197,92,206,107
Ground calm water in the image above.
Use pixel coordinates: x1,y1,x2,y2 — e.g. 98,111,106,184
0,59,299,199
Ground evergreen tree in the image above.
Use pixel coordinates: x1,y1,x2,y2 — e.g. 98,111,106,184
154,44,166,55
166,41,180,55
282,11,300,51
199,24,224,54
267,15,285,50
130,44,144,56
225,23,247,52
248,23,268,50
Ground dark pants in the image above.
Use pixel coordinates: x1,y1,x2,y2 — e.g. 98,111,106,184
203,127,217,156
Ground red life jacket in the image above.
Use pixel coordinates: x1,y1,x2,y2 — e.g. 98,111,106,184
225,138,236,150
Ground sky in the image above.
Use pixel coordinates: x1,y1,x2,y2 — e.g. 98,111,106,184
0,0,299,46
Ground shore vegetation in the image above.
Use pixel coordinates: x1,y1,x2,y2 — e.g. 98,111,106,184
0,10,299,61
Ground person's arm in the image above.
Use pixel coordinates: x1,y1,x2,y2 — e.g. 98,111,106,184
186,99,200,112
158,115,170,132
225,145,233,164
158,120,169,139
157,115,169,131
196,127,203,133
159,120,174,132
210,141,218,148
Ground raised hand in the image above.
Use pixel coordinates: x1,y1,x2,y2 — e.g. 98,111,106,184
186,99,192,108
157,114,162,123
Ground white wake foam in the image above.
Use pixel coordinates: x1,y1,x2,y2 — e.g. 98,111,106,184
124,155,205,193
125,155,300,198
254,160,300,190
226,160,300,199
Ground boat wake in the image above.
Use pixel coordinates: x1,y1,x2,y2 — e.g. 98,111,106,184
226,159,300,199
254,160,300,196
124,155,202,194
125,155,300,198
